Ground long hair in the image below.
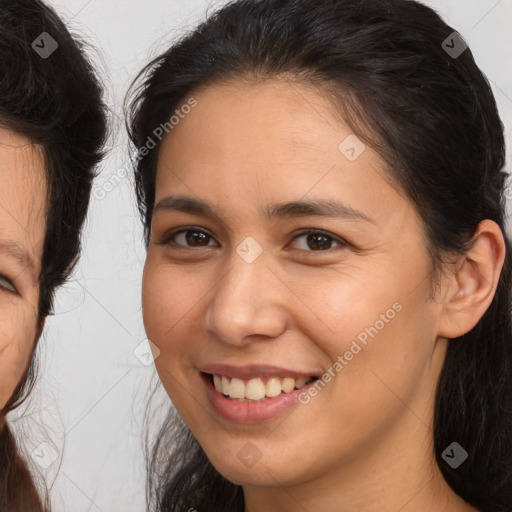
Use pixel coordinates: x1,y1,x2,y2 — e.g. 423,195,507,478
0,1,108,510
126,1,512,510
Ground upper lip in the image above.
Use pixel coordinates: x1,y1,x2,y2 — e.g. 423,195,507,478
199,364,320,380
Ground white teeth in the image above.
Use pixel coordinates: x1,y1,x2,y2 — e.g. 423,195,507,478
266,377,282,397
213,374,222,392
281,377,295,393
212,374,314,401
229,378,245,399
295,377,307,388
245,378,266,400
221,375,230,395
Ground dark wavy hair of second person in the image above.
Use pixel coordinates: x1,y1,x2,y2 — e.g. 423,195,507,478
126,0,512,511
0,1,107,511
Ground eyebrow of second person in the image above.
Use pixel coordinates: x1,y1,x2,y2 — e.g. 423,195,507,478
153,195,376,225
0,239,36,278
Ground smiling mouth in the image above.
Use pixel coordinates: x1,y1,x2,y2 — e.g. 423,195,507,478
204,373,319,402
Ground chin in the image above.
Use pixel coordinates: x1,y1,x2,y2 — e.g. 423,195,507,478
214,462,292,487
201,444,302,488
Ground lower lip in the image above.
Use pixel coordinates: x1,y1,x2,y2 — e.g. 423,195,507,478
202,373,316,424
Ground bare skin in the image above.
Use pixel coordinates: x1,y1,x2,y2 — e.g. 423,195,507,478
0,128,46,413
142,79,503,511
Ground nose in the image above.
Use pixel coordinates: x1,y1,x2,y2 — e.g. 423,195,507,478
203,245,289,346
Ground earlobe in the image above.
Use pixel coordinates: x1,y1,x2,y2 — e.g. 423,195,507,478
437,220,506,339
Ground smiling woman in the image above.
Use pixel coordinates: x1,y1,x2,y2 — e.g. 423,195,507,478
126,0,512,511
0,1,107,510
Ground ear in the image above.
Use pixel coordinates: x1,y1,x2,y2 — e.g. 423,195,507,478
437,220,506,339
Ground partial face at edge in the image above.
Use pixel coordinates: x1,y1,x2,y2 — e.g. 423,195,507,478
142,79,448,487
0,128,46,412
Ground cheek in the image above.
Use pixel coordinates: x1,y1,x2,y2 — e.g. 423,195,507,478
0,302,37,408
142,258,196,345
141,257,206,386
289,268,399,357
297,262,438,410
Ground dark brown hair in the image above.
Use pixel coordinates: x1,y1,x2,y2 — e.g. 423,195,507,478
0,0,107,510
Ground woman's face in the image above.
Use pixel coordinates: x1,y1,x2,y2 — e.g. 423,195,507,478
142,80,450,487
0,128,46,412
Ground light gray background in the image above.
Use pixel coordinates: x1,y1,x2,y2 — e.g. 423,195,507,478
7,1,512,511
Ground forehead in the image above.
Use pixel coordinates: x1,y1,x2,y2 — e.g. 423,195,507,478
158,80,352,189
0,127,47,275
155,79,402,224
166,78,340,157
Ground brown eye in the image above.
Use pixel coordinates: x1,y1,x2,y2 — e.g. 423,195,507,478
159,228,218,248
181,230,212,247
290,229,347,252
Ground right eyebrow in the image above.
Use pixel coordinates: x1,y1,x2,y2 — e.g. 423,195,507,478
153,195,221,220
0,239,37,279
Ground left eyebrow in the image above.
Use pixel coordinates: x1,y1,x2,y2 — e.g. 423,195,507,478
266,199,375,224
153,195,375,225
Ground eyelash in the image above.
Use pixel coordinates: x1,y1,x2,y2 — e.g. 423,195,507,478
157,227,348,253
0,273,18,294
